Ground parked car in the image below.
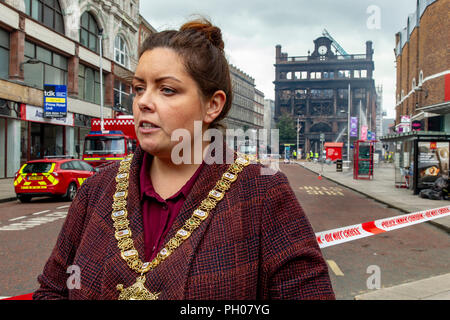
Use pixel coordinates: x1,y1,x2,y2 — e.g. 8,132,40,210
14,157,97,203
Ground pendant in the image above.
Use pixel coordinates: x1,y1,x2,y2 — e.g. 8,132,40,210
116,275,161,300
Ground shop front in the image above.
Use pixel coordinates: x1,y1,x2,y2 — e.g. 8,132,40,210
380,131,450,194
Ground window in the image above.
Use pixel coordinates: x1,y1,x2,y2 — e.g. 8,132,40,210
338,70,351,78
114,35,129,68
323,71,334,79
354,88,366,99
0,28,9,79
24,0,64,34
114,80,133,113
310,72,321,79
80,12,100,53
78,64,105,104
24,41,68,89
353,70,368,78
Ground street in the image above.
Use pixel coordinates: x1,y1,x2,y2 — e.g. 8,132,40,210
0,198,69,297
0,164,449,299
280,163,450,300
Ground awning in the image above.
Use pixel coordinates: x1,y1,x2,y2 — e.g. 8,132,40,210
416,101,450,115
410,111,440,121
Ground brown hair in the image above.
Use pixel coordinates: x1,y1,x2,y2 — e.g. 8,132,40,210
139,18,232,130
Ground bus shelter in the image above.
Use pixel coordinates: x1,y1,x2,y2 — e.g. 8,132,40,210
380,131,450,194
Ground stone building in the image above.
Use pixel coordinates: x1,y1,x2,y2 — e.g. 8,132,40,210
225,64,264,131
394,0,449,132
0,0,155,178
273,36,377,156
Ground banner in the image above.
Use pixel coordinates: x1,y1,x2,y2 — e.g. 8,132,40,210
350,117,358,137
360,125,368,140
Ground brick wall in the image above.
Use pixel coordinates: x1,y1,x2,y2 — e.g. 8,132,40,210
395,0,448,122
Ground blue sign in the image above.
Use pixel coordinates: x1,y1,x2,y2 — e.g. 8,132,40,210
44,84,67,118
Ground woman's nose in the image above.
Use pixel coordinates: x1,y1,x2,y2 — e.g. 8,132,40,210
137,90,156,112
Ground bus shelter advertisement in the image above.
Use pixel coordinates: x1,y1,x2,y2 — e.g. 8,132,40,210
418,141,449,188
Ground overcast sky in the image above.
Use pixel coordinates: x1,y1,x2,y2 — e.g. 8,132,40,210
140,0,418,118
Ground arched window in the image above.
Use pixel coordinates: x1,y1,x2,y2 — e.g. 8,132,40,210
114,35,129,68
24,0,64,34
80,12,100,53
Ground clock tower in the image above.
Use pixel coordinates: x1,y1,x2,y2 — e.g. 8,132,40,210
311,36,334,59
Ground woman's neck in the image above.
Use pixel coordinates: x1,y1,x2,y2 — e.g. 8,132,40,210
148,141,209,199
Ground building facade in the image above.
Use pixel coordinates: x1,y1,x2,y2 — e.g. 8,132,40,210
0,0,155,178
394,0,449,132
273,36,377,156
225,64,264,131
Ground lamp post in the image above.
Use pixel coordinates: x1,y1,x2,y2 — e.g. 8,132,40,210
19,58,41,71
347,83,351,163
296,116,299,160
98,28,104,131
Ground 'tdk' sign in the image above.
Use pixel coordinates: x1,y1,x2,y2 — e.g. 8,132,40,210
44,84,67,118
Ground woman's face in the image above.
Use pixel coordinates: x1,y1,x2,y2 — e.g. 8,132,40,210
132,47,211,160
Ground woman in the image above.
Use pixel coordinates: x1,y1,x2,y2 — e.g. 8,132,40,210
33,18,335,300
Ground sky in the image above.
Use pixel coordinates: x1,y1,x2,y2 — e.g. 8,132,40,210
140,0,418,119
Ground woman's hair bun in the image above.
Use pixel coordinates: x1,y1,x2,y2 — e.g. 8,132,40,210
180,18,224,50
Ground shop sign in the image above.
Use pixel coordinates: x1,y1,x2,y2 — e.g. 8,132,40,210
43,84,67,118
21,104,74,126
412,120,422,131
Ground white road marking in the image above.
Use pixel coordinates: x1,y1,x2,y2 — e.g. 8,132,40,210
8,216,27,222
32,210,50,216
0,211,67,231
327,259,345,276
56,205,70,209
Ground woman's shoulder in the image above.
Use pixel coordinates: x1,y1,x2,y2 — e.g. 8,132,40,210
237,161,291,193
81,161,121,192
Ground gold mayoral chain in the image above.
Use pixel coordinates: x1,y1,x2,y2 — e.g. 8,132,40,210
112,153,250,300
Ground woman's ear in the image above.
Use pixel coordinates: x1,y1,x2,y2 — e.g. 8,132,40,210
203,90,226,124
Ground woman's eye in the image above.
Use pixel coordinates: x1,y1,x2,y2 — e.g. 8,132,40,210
161,87,176,95
133,86,145,95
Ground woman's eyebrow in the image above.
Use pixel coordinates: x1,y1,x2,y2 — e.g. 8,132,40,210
132,76,182,83
155,76,182,83
132,76,145,82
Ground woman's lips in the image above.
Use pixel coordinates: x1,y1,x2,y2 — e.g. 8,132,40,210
138,121,160,134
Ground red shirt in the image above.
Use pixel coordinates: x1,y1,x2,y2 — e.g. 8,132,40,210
139,152,204,262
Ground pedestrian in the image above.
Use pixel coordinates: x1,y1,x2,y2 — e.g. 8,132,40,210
33,17,334,300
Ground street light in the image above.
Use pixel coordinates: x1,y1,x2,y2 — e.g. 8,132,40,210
20,58,41,71
339,83,351,166
347,83,351,163
98,28,104,131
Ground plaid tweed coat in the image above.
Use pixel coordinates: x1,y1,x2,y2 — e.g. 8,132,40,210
33,145,335,300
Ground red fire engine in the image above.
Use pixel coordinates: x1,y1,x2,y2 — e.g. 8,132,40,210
82,116,138,167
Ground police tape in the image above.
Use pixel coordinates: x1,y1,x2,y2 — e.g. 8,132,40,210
315,205,450,248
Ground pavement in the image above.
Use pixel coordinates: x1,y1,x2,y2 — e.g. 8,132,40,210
1,163,449,299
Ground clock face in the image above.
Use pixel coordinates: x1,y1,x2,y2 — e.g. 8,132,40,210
318,45,327,55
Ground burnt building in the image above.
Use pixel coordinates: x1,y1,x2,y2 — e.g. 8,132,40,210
273,36,377,157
